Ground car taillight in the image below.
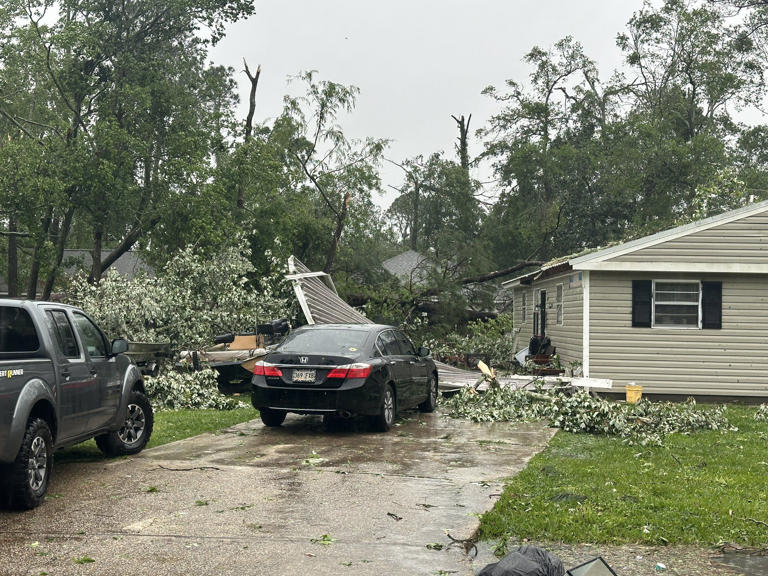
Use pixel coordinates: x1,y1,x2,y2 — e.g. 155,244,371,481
253,361,283,377
327,363,371,379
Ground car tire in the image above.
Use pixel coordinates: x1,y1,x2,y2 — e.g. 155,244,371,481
8,418,54,510
370,384,396,432
418,374,438,413
260,407,287,427
96,390,154,457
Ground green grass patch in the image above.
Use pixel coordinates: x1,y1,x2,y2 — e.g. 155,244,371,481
56,407,257,463
480,404,768,548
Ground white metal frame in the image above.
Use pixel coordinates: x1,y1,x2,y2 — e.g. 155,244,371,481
651,279,702,329
555,283,564,326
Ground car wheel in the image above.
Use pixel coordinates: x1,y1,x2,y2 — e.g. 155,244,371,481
8,418,53,510
260,407,287,427
418,374,438,413
370,384,396,432
96,390,154,457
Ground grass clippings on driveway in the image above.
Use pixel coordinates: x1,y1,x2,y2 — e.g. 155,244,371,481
57,407,257,463
480,404,768,550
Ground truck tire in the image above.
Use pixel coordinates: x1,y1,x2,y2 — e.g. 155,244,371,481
8,418,54,510
96,390,154,457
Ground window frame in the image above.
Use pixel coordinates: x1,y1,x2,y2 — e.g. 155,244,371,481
555,283,564,326
521,291,527,324
651,279,702,329
45,309,81,359
72,312,109,358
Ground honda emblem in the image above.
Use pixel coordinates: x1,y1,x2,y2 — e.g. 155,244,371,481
299,356,309,364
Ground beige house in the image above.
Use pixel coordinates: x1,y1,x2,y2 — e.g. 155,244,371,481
503,200,768,396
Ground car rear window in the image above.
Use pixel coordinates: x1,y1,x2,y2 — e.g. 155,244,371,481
0,306,40,353
278,328,369,356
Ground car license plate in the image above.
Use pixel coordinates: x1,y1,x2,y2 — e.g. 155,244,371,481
292,369,316,383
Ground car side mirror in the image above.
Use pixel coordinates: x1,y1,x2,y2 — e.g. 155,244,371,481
111,338,129,356
418,346,430,357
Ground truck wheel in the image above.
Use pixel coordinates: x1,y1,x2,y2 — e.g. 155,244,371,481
370,384,396,432
418,374,438,413
96,390,154,457
9,418,54,510
259,408,286,427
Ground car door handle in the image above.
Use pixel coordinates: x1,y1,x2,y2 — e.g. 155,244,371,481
89,368,98,376
409,361,416,365
388,361,396,365
61,370,71,382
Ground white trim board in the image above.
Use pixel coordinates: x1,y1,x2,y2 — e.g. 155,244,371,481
582,271,590,378
573,262,768,274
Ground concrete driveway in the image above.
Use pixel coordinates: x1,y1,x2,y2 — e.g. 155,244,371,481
0,411,554,576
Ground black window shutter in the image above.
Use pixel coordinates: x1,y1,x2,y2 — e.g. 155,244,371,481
702,281,722,329
632,280,652,327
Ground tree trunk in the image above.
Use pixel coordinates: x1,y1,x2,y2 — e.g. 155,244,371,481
42,205,75,299
7,217,18,297
88,224,103,284
410,184,420,250
26,208,53,298
324,191,350,273
452,114,472,172
238,61,261,210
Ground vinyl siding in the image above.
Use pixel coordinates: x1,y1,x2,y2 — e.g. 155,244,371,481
514,271,583,366
589,271,768,395
613,212,768,265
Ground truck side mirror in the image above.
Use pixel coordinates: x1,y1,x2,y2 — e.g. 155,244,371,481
111,338,129,355
418,346,430,358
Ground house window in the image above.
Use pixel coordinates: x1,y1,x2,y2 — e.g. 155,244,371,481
521,292,527,323
556,284,563,325
633,279,721,329
653,281,700,327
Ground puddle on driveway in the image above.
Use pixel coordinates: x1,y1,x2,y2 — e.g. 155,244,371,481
714,551,768,575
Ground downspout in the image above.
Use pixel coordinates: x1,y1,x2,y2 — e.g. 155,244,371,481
582,271,590,377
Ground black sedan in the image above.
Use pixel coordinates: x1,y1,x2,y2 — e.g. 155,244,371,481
251,324,438,431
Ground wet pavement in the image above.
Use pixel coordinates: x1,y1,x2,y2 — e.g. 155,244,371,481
0,410,555,575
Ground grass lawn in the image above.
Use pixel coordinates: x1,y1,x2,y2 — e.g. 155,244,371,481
480,404,768,548
56,407,258,463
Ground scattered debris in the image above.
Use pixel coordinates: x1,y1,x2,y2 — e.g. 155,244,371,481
387,512,403,521
444,385,730,445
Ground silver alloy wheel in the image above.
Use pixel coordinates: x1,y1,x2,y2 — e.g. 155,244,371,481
27,436,47,492
384,388,395,425
118,403,146,446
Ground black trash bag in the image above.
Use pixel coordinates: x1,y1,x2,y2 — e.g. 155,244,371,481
478,545,565,576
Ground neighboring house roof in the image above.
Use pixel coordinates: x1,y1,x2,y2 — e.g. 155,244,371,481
381,250,435,285
61,249,152,279
503,198,768,286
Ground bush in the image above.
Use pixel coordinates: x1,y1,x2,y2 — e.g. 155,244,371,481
145,368,247,411
423,313,516,367
443,386,730,445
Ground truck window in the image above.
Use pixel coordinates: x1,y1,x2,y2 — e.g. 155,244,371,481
0,306,40,353
73,313,107,358
46,310,80,358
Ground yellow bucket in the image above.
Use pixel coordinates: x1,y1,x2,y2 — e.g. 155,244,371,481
625,383,643,404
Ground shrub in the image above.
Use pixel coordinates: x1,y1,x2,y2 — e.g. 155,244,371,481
422,313,516,367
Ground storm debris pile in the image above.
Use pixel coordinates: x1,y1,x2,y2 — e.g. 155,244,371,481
443,386,730,445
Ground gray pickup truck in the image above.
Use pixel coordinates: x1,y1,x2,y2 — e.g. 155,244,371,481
0,299,153,509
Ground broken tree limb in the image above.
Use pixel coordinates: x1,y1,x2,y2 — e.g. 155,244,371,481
460,260,545,285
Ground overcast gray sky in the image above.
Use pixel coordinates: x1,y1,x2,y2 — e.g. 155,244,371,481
210,1,646,208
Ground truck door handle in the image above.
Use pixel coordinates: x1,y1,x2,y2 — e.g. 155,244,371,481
388,361,396,365
62,370,71,382
89,368,98,376
409,361,416,365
